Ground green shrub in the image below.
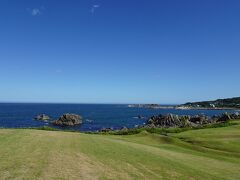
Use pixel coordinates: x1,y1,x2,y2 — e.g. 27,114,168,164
34,126,59,131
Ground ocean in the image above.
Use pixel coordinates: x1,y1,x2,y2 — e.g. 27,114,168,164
0,103,237,132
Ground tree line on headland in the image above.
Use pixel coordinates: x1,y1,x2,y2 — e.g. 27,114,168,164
128,97,240,109
182,97,240,109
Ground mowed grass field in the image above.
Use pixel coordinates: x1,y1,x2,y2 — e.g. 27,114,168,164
0,121,240,179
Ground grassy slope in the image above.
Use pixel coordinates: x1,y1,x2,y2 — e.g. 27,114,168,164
0,122,240,179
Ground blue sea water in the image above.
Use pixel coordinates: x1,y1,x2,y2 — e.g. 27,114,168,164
0,103,237,132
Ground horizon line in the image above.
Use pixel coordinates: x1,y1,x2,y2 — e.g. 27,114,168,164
0,101,179,105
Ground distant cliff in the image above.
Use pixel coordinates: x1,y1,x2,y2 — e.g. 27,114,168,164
181,97,240,109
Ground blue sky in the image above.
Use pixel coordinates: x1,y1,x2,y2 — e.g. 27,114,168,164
0,0,240,104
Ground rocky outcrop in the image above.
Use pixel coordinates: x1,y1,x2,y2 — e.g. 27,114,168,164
189,115,211,124
34,114,50,121
52,114,82,126
216,112,240,122
216,113,232,122
146,112,240,128
231,112,240,119
147,114,192,128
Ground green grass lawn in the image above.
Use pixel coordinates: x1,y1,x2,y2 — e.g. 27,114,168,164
0,121,240,179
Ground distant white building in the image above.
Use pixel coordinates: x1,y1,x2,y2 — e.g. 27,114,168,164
210,104,215,108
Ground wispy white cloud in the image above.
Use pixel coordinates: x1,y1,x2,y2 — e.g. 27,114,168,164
31,8,41,16
91,4,100,14
27,7,45,16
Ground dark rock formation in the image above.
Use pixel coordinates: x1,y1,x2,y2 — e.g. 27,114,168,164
217,113,232,122
189,115,210,125
144,123,156,128
147,114,190,128
34,114,50,121
216,112,240,122
52,114,82,126
231,112,240,119
146,112,240,128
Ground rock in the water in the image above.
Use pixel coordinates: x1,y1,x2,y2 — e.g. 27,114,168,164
52,113,83,126
34,114,50,121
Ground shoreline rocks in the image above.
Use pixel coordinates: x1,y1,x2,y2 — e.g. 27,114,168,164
147,114,191,128
146,113,240,128
90,112,240,133
52,113,83,126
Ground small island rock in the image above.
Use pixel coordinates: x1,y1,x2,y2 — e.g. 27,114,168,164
52,113,83,126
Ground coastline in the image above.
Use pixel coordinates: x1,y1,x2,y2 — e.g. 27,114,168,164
128,104,240,110
175,106,240,110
